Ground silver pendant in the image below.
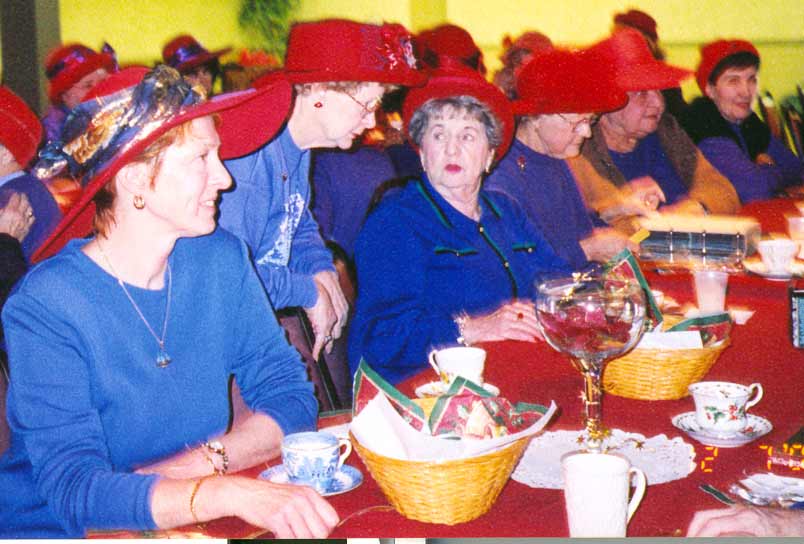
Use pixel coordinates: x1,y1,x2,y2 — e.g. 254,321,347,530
156,349,172,368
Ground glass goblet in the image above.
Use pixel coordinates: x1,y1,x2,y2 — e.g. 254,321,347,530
536,274,646,449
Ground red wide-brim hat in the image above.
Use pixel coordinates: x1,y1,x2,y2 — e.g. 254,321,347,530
512,48,627,116
280,19,426,87
46,43,117,104
588,29,691,92
32,67,292,263
0,87,43,167
696,39,760,92
162,34,231,73
402,59,514,159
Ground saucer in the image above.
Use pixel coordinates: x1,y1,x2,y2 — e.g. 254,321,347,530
415,380,500,398
743,258,804,281
259,464,363,496
671,412,772,448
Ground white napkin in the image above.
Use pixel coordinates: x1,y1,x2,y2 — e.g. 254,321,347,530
350,392,557,462
635,330,704,349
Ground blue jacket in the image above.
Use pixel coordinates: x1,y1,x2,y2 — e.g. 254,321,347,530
485,139,592,269
220,125,334,309
0,229,316,537
348,176,571,384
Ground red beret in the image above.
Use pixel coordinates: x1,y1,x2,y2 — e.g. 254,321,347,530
613,9,659,42
695,39,760,92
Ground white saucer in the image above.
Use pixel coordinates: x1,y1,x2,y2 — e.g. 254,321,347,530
259,464,363,496
671,412,772,448
743,259,804,281
414,380,500,398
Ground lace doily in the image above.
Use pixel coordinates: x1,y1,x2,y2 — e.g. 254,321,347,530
512,428,696,489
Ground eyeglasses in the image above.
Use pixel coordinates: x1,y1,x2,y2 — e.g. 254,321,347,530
344,91,382,117
556,113,599,132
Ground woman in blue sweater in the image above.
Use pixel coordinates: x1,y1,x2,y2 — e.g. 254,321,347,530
348,61,571,384
1,66,337,537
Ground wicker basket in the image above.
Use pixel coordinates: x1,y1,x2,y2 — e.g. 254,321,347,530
350,430,530,524
603,338,730,400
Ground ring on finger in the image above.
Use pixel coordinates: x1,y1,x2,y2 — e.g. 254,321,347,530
324,334,333,343
516,312,524,320
26,210,34,218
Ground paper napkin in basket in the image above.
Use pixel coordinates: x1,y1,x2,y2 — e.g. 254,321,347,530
350,360,557,461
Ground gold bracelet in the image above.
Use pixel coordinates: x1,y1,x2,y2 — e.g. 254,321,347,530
189,474,215,525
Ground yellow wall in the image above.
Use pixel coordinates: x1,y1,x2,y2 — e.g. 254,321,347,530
57,0,804,100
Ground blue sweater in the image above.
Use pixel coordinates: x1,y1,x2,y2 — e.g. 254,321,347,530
0,229,317,537
220,125,335,309
348,176,571,384
485,139,592,270
609,132,689,206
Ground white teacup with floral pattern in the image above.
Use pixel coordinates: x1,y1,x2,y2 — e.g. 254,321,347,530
688,381,763,434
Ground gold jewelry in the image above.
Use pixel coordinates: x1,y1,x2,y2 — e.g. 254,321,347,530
203,440,229,475
133,194,145,209
454,312,470,346
97,239,173,368
189,474,215,525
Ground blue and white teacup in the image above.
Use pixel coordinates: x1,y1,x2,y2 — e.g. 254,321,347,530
281,431,352,493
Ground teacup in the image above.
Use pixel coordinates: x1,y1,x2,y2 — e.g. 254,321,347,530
757,239,798,275
688,381,763,434
562,452,647,537
428,346,486,385
281,431,352,494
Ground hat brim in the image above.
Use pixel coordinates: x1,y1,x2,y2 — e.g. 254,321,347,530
282,67,426,87
512,87,627,116
616,62,692,91
48,52,117,104
173,47,232,73
32,79,292,263
403,75,514,160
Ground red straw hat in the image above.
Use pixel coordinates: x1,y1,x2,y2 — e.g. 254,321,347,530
162,34,231,73
402,58,514,159
45,43,117,104
0,87,43,167
416,24,485,72
281,19,425,86
512,48,627,116
32,66,292,262
613,9,659,42
588,29,691,91
695,39,760,92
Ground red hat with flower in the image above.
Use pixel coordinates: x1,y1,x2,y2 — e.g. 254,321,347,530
274,19,425,87
695,39,760,93
0,87,43,167
45,43,118,104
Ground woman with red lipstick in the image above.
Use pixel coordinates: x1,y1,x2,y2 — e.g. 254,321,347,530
347,61,571,384
569,30,740,232
680,39,803,202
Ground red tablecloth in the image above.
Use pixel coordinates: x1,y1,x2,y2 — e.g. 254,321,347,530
97,199,804,538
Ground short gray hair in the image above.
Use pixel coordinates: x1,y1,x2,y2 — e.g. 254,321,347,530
408,96,502,150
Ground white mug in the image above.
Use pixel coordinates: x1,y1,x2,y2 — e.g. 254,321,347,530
688,381,763,434
428,346,486,385
562,452,647,537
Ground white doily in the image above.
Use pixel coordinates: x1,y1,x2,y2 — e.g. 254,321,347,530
512,428,696,489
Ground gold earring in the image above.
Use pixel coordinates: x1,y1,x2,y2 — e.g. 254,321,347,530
133,195,145,210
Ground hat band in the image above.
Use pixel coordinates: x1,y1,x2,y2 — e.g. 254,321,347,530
46,47,97,79
167,43,209,68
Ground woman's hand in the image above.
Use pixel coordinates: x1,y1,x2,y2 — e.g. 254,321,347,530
213,477,339,538
686,506,804,537
306,275,338,359
579,228,639,263
0,192,34,242
598,177,665,223
461,301,542,344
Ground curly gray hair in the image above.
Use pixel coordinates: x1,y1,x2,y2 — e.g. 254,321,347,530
408,95,502,150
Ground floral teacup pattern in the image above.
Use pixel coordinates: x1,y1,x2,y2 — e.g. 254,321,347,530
689,381,763,434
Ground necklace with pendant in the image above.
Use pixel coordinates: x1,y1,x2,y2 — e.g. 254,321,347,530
97,241,173,368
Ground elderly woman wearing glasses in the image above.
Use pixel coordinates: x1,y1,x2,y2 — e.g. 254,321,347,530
348,61,570,384
485,47,638,268
1,67,338,538
568,30,740,232
219,19,424,359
